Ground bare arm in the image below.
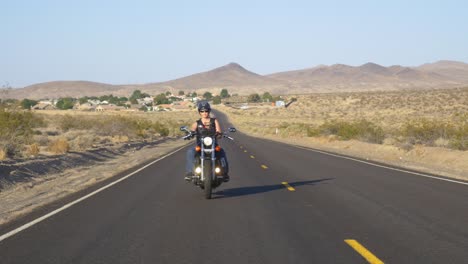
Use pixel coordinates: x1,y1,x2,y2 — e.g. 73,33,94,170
214,119,222,134
190,122,197,131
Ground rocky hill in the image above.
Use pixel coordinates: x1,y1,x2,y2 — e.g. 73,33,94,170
2,60,468,99
266,62,461,93
416,60,468,82
137,62,289,96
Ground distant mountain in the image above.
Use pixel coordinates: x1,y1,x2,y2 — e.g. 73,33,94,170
416,60,468,82
140,62,281,91
139,62,288,95
161,62,276,88
267,61,464,92
5,81,124,99
359,62,391,75
2,60,468,99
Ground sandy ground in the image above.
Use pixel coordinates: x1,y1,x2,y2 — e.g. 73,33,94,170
1,132,467,228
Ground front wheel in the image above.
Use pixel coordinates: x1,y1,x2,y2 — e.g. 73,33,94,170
203,160,212,199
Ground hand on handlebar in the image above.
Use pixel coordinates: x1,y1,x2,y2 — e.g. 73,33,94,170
183,131,196,140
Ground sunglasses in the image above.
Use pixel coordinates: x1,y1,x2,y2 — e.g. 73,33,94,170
199,110,209,113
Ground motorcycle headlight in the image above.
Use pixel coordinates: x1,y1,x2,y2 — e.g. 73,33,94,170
203,137,213,146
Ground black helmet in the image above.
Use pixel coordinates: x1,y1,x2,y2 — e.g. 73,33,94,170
198,101,211,112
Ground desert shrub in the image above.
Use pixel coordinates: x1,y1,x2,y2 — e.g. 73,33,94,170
398,116,468,150
356,120,385,144
98,137,112,145
278,122,290,129
286,123,311,137
96,116,136,137
434,137,450,148
56,114,175,139
0,143,22,158
150,120,173,137
401,119,455,145
0,110,196,158
320,120,358,139
396,141,414,151
68,134,95,151
382,137,397,146
58,115,79,131
27,143,40,156
307,126,321,137
96,116,172,138
111,135,129,144
156,125,170,137
319,119,385,144
135,119,151,138
0,110,46,142
0,148,6,160
58,114,95,132
448,114,468,150
0,110,46,158
48,138,70,154
34,135,49,146
450,137,468,150
272,122,319,137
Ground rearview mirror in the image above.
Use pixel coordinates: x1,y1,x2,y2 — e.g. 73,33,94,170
228,127,236,132
180,126,189,132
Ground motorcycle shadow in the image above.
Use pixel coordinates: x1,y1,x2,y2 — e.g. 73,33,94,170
213,178,333,199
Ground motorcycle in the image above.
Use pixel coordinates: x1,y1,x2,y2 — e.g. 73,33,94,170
180,126,236,199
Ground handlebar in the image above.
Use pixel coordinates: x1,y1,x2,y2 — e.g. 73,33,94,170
181,131,234,141
180,126,236,141
182,131,196,140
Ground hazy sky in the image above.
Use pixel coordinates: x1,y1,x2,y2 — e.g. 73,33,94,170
2,0,468,88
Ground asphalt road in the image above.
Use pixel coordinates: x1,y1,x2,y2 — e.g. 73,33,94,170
0,112,467,263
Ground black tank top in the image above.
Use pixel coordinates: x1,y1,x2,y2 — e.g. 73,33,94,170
196,118,216,144
196,118,216,135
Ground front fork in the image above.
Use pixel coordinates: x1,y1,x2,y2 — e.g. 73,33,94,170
199,147,216,182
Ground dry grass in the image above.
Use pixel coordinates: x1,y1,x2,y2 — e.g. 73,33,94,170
27,143,40,157
48,138,70,154
220,87,468,150
0,109,199,159
218,87,468,178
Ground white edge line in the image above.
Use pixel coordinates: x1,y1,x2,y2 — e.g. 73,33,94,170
0,145,187,243
293,145,468,186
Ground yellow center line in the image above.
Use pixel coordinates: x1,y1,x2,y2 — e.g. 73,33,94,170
261,165,268,169
281,182,296,191
345,239,384,264
250,155,255,159
244,150,248,153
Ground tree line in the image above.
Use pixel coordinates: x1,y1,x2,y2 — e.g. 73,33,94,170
1,88,281,110
3,89,201,110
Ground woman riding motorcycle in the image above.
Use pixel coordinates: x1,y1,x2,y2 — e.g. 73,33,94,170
185,101,230,182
